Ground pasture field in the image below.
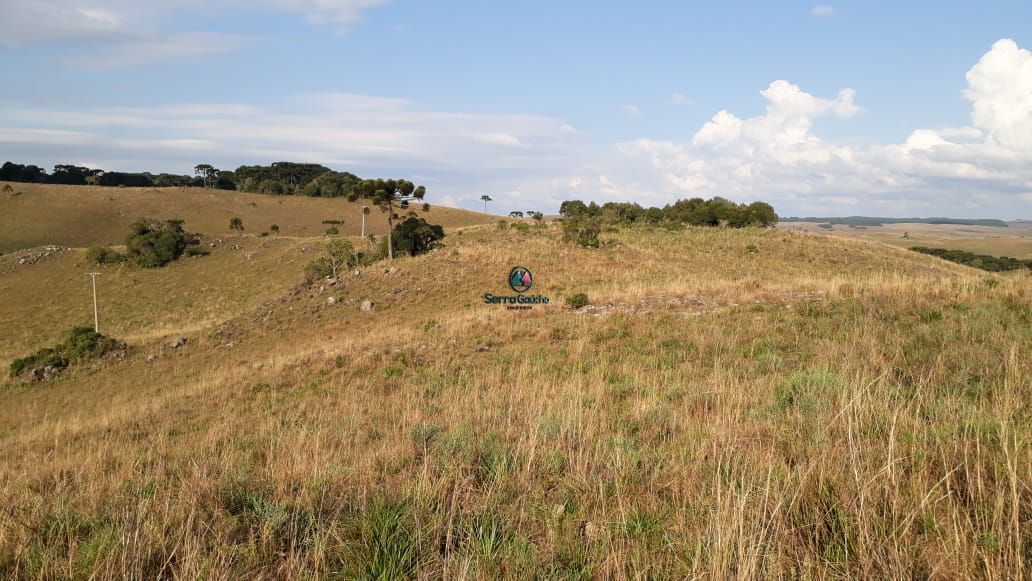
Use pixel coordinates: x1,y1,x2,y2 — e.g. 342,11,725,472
0,215,1028,578
781,220,1032,259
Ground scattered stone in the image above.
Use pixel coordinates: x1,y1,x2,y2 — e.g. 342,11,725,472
476,345,492,353
169,336,188,349
326,296,336,305
223,342,235,349
15,245,67,266
353,270,361,276
146,354,157,362
360,300,374,311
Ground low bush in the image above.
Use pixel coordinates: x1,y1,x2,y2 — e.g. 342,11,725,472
562,218,600,248
566,293,589,309
326,226,340,236
10,326,124,379
86,246,124,265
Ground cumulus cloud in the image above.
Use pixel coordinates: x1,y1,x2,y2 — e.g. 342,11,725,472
613,39,1032,217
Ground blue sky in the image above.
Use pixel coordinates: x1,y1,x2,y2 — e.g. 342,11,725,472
1,1,1031,218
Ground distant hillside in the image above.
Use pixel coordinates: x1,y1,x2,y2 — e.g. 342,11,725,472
0,182,493,253
785,216,1008,227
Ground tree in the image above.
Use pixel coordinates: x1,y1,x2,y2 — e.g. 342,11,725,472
229,217,244,231
746,202,778,227
270,224,280,234
481,194,492,213
305,238,361,281
509,211,524,218
392,217,445,257
194,164,219,188
349,179,427,260
124,219,199,268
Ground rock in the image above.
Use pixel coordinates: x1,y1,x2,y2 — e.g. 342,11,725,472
360,300,374,311
146,354,157,362
326,296,336,305
476,345,492,353
169,336,188,349
223,342,235,349
353,270,361,276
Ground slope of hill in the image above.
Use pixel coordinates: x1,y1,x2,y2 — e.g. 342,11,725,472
0,182,493,253
782,220,1032,259
0,224,1028,578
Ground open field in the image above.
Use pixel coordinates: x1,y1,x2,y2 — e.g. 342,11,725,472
0,182,494,254
0,219,1028,578
781,220,1032,259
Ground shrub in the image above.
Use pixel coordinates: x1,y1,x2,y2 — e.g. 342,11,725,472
562,218,600,248
305,238,370,281
391,217,445,257
10,326,123,378
746,244,759,255
1,184,12,192
511,222,530,233
566,293,589,309
229,217,244,231
124,219,199,268
496,220,509,231
326,226,340,236
270,224,280,233
86,246,124,265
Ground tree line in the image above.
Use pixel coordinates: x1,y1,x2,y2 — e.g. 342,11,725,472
910,246,1031,272
559,197,778,227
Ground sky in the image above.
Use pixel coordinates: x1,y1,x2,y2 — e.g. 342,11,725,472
1,1,1031,218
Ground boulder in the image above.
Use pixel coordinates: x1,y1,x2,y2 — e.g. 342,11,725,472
169,336,188,349
360,300,374,311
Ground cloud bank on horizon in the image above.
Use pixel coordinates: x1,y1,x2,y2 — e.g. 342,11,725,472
0,1,1030,218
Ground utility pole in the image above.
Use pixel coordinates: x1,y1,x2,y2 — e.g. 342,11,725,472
361,206,369,238
87,273,101,332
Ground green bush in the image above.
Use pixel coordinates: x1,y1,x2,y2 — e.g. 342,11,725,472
86,246,124,265
566,293,589,309
229,217,244,231
325,226,340,236
562,218,600,248
10,326,123,378
511,222,530,233
270,224,280,233
496,220,509,231
124,219,199,268
391,217,445,257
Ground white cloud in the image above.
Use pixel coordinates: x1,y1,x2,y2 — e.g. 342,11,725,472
277,0,390,32
810,5,836,17
0,0,388,66
614,40,1032,216
667,93,693,106
68,32,250,69
622,104,642,117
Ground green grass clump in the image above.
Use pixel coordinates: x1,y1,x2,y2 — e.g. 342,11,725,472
9,326,123,378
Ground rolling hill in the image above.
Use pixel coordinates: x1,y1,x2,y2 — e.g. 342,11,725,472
0,204,1028,577
0,181,494,253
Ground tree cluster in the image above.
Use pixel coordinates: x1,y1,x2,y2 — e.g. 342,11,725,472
910,247,1031,272
559,197,777,228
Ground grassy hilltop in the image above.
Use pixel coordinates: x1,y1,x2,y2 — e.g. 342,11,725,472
0,194,1029,577
0,181,491,253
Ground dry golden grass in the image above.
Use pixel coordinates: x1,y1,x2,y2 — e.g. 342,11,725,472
0,182,493,253
782,220,1032,259
0,224,1028,578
